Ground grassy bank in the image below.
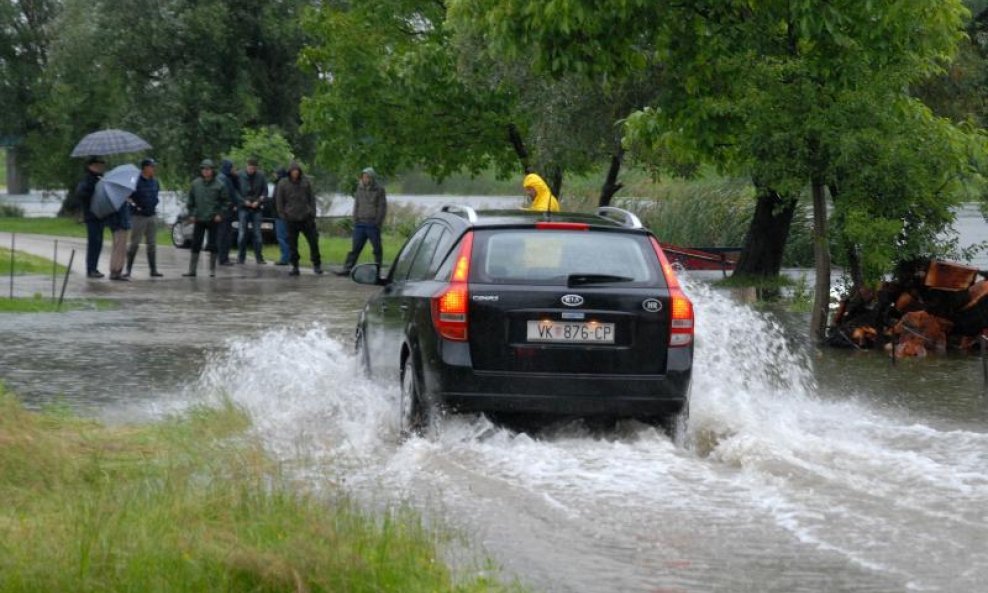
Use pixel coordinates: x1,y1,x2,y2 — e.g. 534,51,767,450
0,246,67,276
0,295,114,313
0,385,520,593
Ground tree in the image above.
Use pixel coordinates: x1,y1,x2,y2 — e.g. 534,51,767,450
0,0,60,191
463,0,981,340
300,0,659,202
299,0,518,185
23,0,314,200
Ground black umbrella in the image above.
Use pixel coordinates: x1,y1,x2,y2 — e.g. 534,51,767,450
70,129,151,157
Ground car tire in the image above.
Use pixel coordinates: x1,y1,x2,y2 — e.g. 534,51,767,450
171,222,190,248
399,358,436,439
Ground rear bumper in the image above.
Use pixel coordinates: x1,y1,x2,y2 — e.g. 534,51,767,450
423,342,691,418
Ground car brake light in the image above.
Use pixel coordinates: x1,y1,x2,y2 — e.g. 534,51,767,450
535,222,589,231
650,237,694,347
432,232,475,341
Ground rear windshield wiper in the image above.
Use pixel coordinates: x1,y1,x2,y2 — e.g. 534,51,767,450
567,273,635,286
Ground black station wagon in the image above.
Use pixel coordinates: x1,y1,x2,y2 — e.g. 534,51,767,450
350,206,694,434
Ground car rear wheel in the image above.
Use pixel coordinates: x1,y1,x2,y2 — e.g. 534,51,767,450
399,359,436,439
171,222,190,248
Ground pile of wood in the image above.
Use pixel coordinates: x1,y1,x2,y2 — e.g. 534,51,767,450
827,259,988,357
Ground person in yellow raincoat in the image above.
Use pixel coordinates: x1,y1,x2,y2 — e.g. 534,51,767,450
522,173,560,212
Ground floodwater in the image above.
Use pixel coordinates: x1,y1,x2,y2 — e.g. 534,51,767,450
1,257,986,592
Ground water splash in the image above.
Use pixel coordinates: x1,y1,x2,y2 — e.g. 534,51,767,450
183,281,988,591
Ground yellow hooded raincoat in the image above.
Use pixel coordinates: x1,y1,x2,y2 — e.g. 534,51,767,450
523,173,561,212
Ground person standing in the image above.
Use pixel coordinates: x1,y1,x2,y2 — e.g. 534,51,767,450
75,156,107,279
237,157,267,264
271,167,292,265
337,167,387,276
183,159,230,278
216,159,242,266
106,191,132,281
125,158,163,278
275,161,322,276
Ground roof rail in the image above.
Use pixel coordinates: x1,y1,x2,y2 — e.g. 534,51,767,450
440,204,478,223
596,206,643,229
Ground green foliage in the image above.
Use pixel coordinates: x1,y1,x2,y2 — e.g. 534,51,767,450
0,204,24,218
300,1,518,182
19,0,314,193
226,127,303,175
472,0,987,284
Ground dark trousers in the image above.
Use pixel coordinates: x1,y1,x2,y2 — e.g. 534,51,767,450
85,218,106,273
347,223,382,266
287,218,321,267
191,220,218,254
216,210,235,262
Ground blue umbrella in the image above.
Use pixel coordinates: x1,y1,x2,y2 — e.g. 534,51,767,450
90,164,140,219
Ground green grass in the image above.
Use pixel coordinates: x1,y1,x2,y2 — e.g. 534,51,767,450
0,295,115,313
0,217,88,238
0,247,67,276
0,385,522,593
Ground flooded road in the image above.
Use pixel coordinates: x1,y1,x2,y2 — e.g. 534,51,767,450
2,255,986,593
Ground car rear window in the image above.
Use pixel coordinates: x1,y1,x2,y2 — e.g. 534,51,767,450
473,229,665,287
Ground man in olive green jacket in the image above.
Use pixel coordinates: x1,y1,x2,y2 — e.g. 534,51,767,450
184,159,230,277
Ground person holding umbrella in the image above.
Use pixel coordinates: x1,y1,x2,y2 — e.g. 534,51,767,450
183,159,230,278
74,156,107,279
106,188,132,281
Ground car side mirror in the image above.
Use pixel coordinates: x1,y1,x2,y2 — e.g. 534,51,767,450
351,263,385,285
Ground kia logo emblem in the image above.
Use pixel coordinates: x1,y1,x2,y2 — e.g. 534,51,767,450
561,294,584,307
642,298,662,313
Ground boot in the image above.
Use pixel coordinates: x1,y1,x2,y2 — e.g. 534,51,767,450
374,255,383,279
335,252,358,276
289,265,300,276
125,245,138,278
313,264,323,275
183,252,199,277
209,253,217,277
148,247,163,277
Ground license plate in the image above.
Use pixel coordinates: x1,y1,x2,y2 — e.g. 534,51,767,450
526,320,615,344
261,222,274,230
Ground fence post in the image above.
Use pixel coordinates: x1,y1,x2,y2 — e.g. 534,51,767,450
52,239,58,301
8,233,14,299
56,249,75,310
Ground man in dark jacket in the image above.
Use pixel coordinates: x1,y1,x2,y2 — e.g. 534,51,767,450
184,159,230,277
275,161,322,276
75,156,107,278
237,157,267,264
216,159,242,266
125,158,163,277
337,167,387,276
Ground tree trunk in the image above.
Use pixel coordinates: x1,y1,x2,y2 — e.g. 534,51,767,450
732,187,798,278
828,183,864,291
547,165,563,199
598,148,625,207
810,179,831,341
507,123,530,174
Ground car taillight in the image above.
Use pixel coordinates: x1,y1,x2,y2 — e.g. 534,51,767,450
650,237,694,347
432,232,475,341
535,222,589,231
